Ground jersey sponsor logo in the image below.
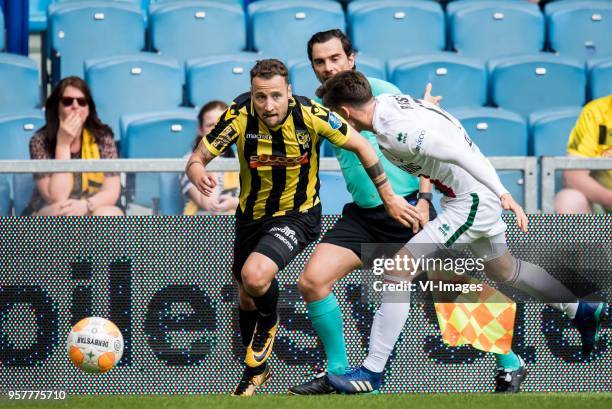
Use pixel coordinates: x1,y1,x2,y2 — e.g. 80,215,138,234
415,130,426,152
249,153,309,168
246,133,272,140
328,112,343,130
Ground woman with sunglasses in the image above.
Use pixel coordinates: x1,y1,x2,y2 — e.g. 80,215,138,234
24,76,123,216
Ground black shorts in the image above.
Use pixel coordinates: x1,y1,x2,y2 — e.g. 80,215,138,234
232,205,322,282
320,192,438,267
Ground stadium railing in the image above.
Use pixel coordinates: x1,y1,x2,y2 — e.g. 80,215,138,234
541,156,612,213
0,157,539,212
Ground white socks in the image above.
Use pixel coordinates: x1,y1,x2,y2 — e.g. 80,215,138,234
363,275,411,373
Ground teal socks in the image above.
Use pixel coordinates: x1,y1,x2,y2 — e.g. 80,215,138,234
307,293,348,376
494,350,522,371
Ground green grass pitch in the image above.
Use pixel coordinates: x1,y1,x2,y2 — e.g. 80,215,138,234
2,393,611,409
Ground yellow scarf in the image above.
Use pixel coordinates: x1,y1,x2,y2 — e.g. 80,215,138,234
80,128,104,196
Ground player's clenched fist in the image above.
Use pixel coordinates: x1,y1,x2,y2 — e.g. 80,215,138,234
186,161,217,196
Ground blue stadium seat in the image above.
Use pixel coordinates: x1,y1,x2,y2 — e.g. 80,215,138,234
528,106,580,200
0,112,44,161
12,174,34,216
249,1,345,62
149,1,246,62
587,58,612,100
49,1,145,79
29,0,53,33
528,106,580,157
0,53,40,115
0,8,4,51
489,54,586,118
289,60,320,100
121,109,197,208
56,0,149,8
388,53,487,108
154,0,242,4
186,53,259,107
319,172,352,215
159,172,184,215
0,177,9,216
546,0,612,61
452,107,528,156
355,54,386,80
348,0,445,61
498,170,524,207
85,53,183,140
0,112,44,216
448,0,544,60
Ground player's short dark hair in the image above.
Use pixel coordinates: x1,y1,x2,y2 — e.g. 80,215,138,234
307,29,355,63
250,59,289,84
316,70,373,109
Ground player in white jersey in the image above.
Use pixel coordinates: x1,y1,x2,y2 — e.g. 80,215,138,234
316,70,607,394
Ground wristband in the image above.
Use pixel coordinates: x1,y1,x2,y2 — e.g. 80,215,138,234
417,192,433,203
186,161,204,173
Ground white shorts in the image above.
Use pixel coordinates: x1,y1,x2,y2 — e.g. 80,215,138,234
406,190,508,260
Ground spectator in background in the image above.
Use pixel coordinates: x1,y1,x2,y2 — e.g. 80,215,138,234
555,94,612,213
180,100,239,215
24,76,122,216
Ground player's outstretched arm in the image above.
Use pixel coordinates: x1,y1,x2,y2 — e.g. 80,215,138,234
413,124,528,232
185,140,218,196
341,127,422,232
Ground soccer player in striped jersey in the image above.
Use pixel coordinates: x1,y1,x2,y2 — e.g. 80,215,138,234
186,59,421,396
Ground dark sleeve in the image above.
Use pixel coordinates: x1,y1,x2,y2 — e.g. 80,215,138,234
203,104,243,156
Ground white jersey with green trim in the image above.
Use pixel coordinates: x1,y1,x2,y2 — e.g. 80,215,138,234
373,94,509,198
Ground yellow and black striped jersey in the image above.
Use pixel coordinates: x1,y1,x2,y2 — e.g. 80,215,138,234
203,92,350,222
567,95,612,191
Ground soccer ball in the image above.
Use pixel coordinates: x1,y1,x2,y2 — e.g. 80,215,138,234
66,317,124,373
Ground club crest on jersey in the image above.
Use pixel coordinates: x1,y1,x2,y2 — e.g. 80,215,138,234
296,129,311,147
397,132,408,144
328,112,343,130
